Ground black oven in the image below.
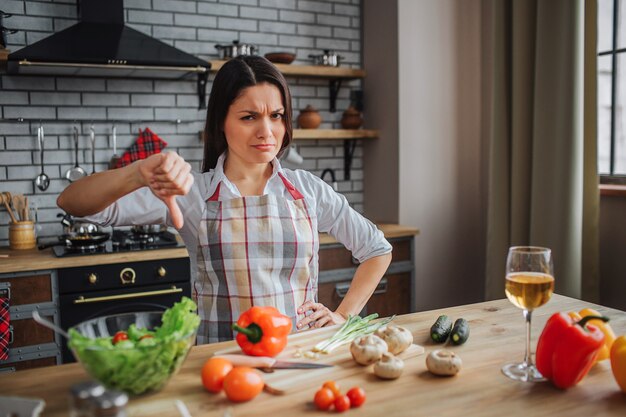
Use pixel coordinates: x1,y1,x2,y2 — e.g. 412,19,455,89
57,257,191,363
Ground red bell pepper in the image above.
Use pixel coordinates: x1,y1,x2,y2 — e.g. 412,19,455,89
232,306,292,357
536,312,609,389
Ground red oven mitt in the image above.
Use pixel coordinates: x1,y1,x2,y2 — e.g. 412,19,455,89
0,294,9,361
114,128,168,168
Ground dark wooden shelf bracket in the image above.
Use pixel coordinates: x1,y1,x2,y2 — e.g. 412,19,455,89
329,79,343,112
343,139,357,180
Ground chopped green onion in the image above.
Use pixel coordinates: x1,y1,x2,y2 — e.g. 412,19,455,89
313,313,395,353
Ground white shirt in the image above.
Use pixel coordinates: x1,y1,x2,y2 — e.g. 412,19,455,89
85,153,392,281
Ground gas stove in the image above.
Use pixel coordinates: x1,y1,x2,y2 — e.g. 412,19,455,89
52,229,184,257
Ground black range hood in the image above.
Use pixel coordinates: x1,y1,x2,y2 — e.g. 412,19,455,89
7,0,210,108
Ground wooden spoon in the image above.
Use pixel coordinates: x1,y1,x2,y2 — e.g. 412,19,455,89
0,192,18,223
12,194,22,221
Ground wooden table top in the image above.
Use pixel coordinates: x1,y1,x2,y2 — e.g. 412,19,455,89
1,294,623,416
0,224,420,274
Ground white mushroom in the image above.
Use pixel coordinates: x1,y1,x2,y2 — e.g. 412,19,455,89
350,334,388,365
375,325,414,355
373,352,405,379
425,349,462,376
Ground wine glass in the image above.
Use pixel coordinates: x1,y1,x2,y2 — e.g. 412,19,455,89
502,246,554,382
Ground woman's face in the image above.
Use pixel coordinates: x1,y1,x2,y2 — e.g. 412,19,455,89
223,82,286,166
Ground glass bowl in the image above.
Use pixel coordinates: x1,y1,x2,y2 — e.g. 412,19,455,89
68,311,197,396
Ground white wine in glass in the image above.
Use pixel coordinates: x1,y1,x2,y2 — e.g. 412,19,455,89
502,246,554,382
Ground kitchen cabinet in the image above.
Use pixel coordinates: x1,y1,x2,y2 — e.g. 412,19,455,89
318,236,415,316
0,271,61,373
0,246,190,373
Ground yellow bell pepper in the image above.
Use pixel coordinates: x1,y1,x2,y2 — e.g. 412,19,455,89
611,336,626,393
579,308,616,361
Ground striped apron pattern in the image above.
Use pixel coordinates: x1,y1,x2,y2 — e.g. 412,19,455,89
194,173,318,344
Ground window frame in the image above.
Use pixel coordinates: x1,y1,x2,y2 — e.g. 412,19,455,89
599,0,626,184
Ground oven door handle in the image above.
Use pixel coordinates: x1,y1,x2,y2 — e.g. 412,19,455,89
73,286,183,304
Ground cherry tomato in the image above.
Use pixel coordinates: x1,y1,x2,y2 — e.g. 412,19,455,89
139,334,154,340
346,387,366,407
322,380,341,398
112,331,128,344
314,387,335,411
334,395,351,412
201,357,234,393
222,367,264,402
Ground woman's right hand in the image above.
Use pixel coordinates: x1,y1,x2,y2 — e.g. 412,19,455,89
137,152,194,229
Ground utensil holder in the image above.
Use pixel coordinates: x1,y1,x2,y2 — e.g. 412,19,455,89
9,220,36,250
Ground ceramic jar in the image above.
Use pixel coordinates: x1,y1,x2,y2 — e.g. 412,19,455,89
297,105,322,129
341,106,363,129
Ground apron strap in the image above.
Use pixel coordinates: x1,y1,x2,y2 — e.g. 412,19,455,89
207,173,305,201
278,173,305,200
207,182,221,201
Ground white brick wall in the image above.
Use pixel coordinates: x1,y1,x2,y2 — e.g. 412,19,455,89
0,0,364,244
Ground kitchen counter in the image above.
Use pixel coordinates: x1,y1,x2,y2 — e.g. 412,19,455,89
0,224,419,274
0,294,623,417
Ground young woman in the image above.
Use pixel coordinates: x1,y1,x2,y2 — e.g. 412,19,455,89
57,56,392,344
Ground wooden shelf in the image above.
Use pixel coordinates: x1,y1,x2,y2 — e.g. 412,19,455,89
293,129,378,140
208,59,366,79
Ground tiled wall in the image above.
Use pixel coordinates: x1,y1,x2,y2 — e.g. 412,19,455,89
0,0,363,245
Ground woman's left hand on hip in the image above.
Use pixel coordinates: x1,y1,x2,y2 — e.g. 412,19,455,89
296,301,347,329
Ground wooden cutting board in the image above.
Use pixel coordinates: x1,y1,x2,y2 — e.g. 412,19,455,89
213,326,425,391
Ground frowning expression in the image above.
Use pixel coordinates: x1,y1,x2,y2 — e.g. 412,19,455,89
223,82,286,166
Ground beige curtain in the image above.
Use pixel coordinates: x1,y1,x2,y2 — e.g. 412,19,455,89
484,0,599,301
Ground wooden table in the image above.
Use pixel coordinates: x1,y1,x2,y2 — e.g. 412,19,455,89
1,294,624,416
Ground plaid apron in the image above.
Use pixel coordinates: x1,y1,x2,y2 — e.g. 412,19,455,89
194,173,318,344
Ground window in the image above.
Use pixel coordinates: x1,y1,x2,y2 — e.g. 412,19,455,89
598,0,626,183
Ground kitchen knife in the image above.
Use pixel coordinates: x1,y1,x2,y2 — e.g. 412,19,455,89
215,354,332,369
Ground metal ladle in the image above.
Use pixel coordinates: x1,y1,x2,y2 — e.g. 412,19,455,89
65,126,87,182
34,125,50,191
32,310,70,339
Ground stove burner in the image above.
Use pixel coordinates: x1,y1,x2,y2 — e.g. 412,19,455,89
66,243,107,253
50,229,182,257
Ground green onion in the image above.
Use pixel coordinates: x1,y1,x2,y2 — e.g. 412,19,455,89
312,313,395,353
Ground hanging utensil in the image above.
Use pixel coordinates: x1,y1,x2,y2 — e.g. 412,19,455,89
109,125,120,169
34,125,50,191
65,126,87,182
90,125,96,174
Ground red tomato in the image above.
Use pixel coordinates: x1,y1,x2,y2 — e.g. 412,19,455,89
322,380,341,398
334,395,351,412
139,334,154,340
314,387,335,411
201,357,234,393
112,331,128,344
222,367,264,402
346,387,366,407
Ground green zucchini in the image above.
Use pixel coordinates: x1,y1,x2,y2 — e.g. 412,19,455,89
450,318,470,345
430,315,453,343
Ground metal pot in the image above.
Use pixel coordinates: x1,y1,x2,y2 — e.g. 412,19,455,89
215,40,257,59
131,224,167,235
38,232,110,250
308,49,344,67
57,213,101,235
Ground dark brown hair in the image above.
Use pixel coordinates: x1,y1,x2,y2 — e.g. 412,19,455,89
202,56,293,172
